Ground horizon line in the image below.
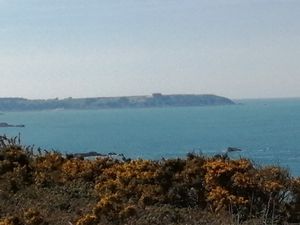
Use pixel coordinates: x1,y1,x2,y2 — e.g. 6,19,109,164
1,94,300,101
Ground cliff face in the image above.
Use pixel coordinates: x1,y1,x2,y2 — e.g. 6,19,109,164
0,94,234,111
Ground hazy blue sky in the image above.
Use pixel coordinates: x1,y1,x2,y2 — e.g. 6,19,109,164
0,0,299,99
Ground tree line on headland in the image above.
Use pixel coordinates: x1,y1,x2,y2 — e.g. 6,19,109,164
0,94,234,111
0,135,299,225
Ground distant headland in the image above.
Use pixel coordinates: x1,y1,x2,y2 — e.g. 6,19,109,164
0,93,235,111
0,122,25,128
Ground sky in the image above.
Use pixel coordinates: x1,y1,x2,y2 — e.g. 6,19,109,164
0,0,299,99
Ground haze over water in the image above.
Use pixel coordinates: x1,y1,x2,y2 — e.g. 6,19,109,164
1,98,300,176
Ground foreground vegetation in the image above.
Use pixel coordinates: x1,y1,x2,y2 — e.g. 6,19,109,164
0,136,299,225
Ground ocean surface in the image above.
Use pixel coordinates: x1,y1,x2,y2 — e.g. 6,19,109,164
1,98,300,176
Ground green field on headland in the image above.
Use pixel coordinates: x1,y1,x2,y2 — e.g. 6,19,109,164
0,136,299,225
0,94,234,111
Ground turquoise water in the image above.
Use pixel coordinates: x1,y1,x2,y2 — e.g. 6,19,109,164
1,98,300,175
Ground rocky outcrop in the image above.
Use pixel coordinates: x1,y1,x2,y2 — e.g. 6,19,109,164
0,122,25,128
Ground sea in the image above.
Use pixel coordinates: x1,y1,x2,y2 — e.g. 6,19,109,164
1,98,300,176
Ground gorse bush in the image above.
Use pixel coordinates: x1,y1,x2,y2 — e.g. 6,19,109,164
0,208,47,225
0,135,300,224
